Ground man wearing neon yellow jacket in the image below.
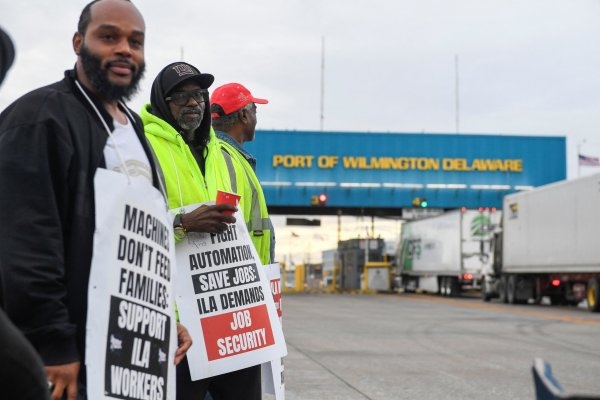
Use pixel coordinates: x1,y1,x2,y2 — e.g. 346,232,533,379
141,62,235,231
141,61,261,400
210,83,274,266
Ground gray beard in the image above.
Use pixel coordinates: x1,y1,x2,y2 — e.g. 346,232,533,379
178,118,201,133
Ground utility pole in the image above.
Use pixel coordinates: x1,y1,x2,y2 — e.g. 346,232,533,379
455,54,460,134
320,36,325,131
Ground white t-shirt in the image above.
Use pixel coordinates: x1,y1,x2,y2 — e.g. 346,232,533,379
103,118,152,184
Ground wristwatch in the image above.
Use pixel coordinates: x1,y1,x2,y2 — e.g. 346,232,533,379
174,213,187,240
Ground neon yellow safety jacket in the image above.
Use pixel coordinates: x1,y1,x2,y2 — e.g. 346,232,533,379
141,104,232,210
217,136,273,266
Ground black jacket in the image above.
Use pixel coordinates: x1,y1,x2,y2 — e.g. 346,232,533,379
0,309,49,399
0,69,161,367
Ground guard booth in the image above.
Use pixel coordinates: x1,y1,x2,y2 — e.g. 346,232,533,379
362,261,392,291
338,238,385,290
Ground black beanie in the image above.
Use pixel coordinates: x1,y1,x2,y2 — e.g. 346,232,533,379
0,27,15,87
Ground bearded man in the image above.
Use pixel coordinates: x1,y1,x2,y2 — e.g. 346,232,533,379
0,1,192,399
141,62,236,240
141,62,259,400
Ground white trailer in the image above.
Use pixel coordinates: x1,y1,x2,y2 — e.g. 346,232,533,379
397,209,500,296
481,172,600,312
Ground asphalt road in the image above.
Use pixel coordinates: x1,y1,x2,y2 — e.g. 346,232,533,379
277,292,600,400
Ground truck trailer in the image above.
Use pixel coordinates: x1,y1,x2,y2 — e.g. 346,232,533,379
481,173,600,312
397,209,500,296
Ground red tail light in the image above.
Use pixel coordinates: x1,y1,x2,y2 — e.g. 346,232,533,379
551,279,561,287
463,273,473,280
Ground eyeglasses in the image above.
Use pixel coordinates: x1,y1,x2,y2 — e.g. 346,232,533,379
165,90,207,106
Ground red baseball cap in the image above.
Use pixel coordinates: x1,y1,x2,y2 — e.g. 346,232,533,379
210,83,268,119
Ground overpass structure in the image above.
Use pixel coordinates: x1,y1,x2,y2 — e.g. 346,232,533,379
245,130,566,217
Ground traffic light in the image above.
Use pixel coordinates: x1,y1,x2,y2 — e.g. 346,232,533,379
412,197,428,208
311,193,327,206
318,193,327,205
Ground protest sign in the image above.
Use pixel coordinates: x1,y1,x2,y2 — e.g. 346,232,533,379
174,203,287,380
87,170,177,400
262,263,285,400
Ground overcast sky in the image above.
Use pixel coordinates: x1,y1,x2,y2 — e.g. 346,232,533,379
3,0,600,262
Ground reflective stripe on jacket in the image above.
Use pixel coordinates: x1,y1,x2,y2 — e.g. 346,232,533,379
218,138,273,265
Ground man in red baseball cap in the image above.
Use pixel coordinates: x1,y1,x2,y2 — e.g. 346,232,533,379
210,82,273,261
210,83,268,143
211,83,268,118
210,83,275,399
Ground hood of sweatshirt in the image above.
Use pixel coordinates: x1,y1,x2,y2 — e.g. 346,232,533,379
140,103,179,143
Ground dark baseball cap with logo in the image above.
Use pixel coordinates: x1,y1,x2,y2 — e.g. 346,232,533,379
160,62,214,95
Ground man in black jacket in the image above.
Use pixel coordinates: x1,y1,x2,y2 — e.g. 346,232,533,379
0,25,50,400
0,1,191,399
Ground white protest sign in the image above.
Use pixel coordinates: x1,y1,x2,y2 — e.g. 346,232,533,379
173,203,287,380
87,169,177,400
262,263,285,400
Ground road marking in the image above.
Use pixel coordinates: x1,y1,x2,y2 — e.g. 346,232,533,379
386,293,600,326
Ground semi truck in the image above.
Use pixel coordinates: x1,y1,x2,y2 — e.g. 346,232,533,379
396,209,500,296
481,172,600,312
